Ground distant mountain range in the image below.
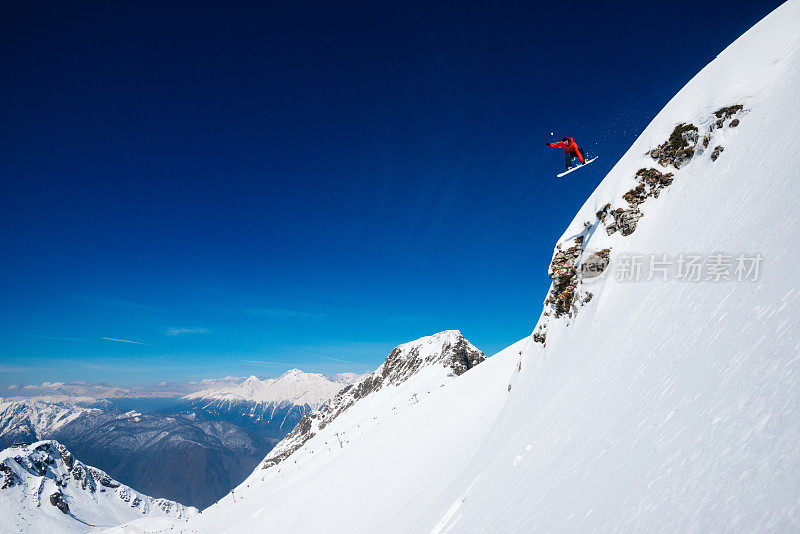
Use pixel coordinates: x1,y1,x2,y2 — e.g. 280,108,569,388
183,369,361,407
0,369,360,509
173,369,365,444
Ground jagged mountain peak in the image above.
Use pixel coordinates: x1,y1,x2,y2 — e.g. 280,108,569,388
397,329,462,346
259,331,485,470
0,440,196,532
278,368,305,378
378,329,482,382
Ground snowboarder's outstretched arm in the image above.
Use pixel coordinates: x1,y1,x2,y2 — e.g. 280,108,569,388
546,142,567,148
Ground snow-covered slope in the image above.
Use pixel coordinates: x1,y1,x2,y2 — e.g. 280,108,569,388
183,369,345,409
422,1,800,531
0,441,196,533
103,2,800,532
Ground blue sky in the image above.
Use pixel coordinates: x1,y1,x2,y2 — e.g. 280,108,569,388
0,0,782,388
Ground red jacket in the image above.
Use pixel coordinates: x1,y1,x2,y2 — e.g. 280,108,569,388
548,137,584,163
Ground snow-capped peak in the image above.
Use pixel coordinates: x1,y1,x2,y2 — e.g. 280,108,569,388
278,368,304,378
182,369,345,408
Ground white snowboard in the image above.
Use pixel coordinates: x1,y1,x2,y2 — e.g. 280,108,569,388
557,156,598,178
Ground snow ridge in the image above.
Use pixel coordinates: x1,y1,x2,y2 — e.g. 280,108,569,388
260,330,485,469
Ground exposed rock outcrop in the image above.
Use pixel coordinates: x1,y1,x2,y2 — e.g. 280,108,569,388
533,105,745,345
56,443,74,470
49,491,70,514
537,232,612,333
712,104,744,129
544,242,582,318
649,123,699,168
707,105,745,160
0,462,18,489
612,208,644,236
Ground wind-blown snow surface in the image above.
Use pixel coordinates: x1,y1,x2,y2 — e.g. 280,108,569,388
106,2,799,532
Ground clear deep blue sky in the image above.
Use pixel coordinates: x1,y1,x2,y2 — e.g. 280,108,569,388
0,0,782,388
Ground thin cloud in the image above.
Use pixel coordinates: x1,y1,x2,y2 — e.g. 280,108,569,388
245,308,324,319
101,337,146,345
316,354,364,365
286,347,362,365
165,327,209,336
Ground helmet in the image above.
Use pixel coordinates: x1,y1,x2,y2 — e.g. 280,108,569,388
562,136,570,142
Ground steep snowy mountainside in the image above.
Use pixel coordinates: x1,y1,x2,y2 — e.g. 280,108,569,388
0,441,196,533
183,369,345,408
532,0,800,344
260,330,485,469
424,1,800,532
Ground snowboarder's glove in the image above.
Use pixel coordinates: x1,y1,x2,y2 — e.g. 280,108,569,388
545,142,551,146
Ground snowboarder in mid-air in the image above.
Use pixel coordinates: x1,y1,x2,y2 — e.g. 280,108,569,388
546,136,587,170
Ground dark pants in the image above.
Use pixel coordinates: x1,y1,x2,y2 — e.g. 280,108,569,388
565,147,586,169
